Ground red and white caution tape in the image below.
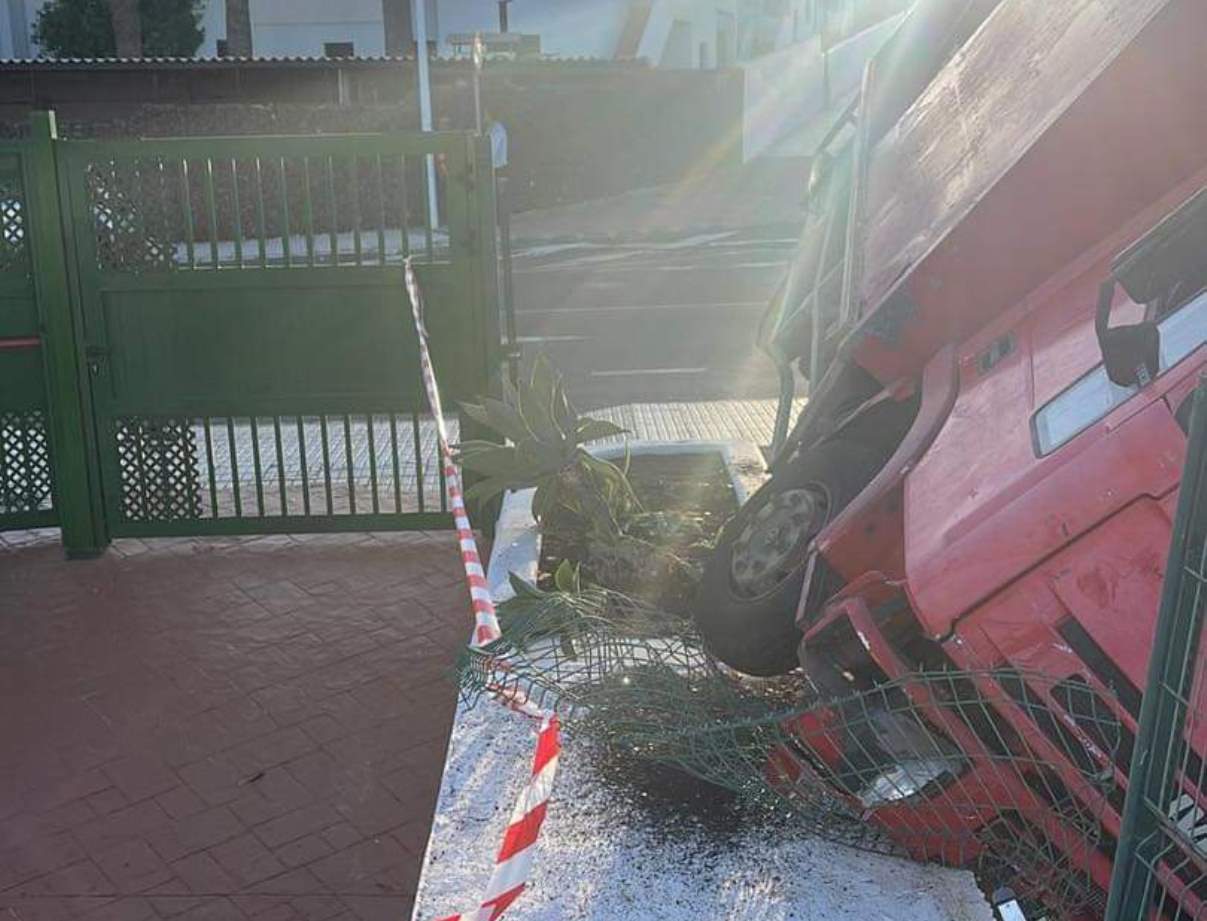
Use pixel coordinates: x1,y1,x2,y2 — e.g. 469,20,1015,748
405,257,560,921
433,715,560,921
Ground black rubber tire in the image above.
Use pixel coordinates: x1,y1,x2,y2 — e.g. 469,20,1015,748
693,440,882,676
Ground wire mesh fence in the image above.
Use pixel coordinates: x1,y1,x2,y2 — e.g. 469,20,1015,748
459,584,1122,919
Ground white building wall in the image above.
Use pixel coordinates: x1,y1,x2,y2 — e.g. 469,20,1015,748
195,0,224,57
740,11,903,161
436,0,627,59
4,0,40,57
638,0,740,70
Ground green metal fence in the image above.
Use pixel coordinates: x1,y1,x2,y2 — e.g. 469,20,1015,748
0,112,501,555
1107,377,1207,921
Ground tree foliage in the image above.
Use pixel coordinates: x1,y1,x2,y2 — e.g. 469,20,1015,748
33,0,204,58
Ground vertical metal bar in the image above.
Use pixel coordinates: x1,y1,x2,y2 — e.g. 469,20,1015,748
343,414,357,515
156,156,171,263
498,179,519,385
296,416,311,516
420,153,435,261
1106,382,1207,920
249,415,265,516
398,155,411,259
411,410,424,513
389,413,403,513
180,158,196,268
24,111,108,554
326,154,338,266
273,416,287,516
374,154,387,266
279,156,293,268
203,157,220,268
350,157,363,266
302,157,316,267
436,419,447,512
132,420,149,519
229,158,244,268
366,413,380,513
254,157,268,268
319,414,333,515
202,417,219,517
225,416,243,517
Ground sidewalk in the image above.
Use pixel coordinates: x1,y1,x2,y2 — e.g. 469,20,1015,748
0,530,472,921
0,398,793,921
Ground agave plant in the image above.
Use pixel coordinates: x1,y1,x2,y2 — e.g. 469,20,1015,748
457,356,639,538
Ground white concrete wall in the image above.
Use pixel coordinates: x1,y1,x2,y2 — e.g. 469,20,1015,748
740,12,902,161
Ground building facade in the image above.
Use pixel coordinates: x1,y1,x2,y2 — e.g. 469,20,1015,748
0,0,853,67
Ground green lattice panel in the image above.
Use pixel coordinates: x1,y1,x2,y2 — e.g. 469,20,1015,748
86,161,176,273
114,417,204,522
0,157,28,276
0,409,53,516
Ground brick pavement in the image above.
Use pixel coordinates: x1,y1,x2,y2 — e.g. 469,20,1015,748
0,530,474,921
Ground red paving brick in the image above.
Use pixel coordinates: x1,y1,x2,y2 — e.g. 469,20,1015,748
0,531,473,921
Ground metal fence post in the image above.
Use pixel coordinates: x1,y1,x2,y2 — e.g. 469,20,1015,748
25,111,108,557
458,134,504,533
1105,377,1207,919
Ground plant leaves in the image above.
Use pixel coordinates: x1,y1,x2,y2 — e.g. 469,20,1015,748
553,559,580,593
526,355,566,448
464,476,519,503
459,398,532,445
552,378,578,440
455,443,526,479
531,480,557,521
508,572,546,599
575,418,628,444
458,401,494,431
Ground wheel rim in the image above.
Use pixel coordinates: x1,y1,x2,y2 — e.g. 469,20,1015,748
730,485,829,599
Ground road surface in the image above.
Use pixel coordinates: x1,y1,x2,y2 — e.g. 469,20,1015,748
507,227,798,409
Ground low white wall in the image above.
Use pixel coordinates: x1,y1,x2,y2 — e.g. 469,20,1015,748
741,13,904,162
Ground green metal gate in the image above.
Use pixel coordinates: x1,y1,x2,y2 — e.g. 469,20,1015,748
0,113,500,555
0,142,55,532
1107,378,1207,921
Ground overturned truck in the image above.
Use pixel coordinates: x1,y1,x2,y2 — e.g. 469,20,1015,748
695,0,1207,916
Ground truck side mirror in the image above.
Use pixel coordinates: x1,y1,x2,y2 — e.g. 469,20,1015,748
1095,279,1159,388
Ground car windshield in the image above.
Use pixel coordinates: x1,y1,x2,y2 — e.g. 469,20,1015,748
1033,288,1207,455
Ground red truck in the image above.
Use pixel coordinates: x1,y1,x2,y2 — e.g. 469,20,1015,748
694,0,1207,916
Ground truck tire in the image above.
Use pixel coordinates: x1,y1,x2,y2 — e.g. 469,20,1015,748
693,440,881,676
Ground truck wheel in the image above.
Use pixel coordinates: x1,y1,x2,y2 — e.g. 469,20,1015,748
693,441,880,676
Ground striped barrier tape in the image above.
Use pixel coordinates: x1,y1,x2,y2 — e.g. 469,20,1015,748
405,257,560,921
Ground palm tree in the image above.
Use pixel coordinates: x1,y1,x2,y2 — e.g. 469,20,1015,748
225,0,252,57
107,0,141,57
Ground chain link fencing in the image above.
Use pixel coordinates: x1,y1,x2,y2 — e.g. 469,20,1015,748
459,584,1122,919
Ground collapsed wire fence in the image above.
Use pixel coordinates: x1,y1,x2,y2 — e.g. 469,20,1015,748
458,586,1121,920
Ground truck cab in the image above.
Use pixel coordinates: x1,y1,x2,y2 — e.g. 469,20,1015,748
694,0,1207,914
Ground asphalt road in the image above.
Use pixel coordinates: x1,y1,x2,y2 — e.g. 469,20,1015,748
507,227,799,409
